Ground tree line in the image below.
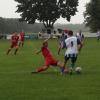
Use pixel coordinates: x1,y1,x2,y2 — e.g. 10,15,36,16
0,17,44,34
55,23,89,32
0,17,89,34
84,0,100,32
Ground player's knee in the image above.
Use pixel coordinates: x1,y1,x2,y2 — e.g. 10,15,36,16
43,66,49,70
16,46,19,49
9,48,12,50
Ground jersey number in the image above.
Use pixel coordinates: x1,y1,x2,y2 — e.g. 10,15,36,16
71,41,74,47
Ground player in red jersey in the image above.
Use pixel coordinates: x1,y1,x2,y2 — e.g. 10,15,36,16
19,31,25,47
32,38,68,74
6,32,19,55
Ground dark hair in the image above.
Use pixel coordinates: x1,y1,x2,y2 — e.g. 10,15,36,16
68,30,73,36
43,41,48,46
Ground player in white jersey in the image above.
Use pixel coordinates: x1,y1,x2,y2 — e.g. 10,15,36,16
76,30,84,42
58,30,82,74
97,29,100,41
76,30,84,49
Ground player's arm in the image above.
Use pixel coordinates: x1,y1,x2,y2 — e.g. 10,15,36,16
78,44,83,52
58,46,61,55
43,36,51,43
58,42,65,55
35,49,41,54
19,35,21,40
11,36,14,42
58,42,63,55
58,39,67,55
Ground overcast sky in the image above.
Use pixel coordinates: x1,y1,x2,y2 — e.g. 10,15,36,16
0,0,90,24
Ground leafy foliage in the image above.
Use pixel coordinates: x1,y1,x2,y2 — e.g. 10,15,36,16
15,0,78,28
84,0,100,32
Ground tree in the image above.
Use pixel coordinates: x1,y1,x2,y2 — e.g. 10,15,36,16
84,0,100,32
15,0,78,29
0,17,5,33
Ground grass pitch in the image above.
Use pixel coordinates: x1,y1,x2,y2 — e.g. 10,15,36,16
0,38,100,100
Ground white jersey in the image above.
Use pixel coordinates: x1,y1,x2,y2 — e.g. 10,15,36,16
76,33,84,42
97,31,100,36
65,36,79,55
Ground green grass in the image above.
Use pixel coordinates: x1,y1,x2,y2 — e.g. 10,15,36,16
0,38,100,100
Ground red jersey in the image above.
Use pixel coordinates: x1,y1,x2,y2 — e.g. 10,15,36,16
41,47,58,66
11,35,19,44
41,47,53,59
20,32,25,41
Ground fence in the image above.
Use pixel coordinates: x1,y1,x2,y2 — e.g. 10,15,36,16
1,32,97,40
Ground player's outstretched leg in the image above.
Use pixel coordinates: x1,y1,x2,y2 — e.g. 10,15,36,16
32,65,49,74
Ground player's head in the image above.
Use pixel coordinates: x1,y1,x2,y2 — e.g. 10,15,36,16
13,32,17,36
68,30,73,36
43,41,48,47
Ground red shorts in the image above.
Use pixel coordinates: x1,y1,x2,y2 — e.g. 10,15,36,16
10,43,18,48
44,57,58,66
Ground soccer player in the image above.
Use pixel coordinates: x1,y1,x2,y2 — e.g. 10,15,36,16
76,30,84,43
58,30,82,74
96,29,100,41
32,38,67,74
58,31,68,55
18,31,25,47
6,32,19,55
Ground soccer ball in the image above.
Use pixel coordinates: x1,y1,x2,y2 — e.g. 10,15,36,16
75,67,82,74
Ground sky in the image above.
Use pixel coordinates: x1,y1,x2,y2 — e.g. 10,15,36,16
0,0,90,24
